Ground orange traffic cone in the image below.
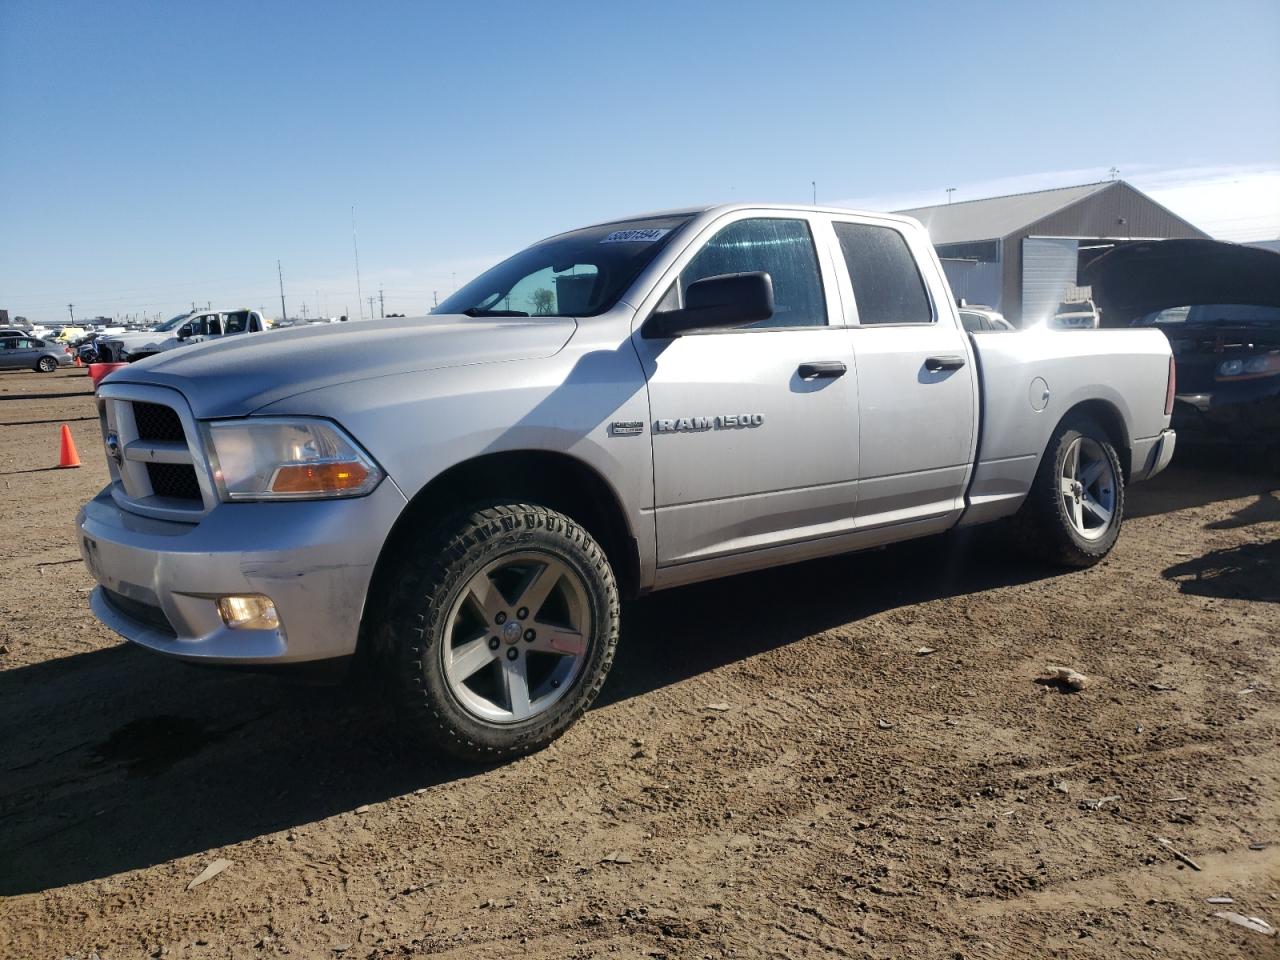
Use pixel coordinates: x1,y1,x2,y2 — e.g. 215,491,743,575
58,424,81,469
75,354,83,367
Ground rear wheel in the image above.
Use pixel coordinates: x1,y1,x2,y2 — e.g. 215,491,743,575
36,356,57,373
1013,416,1125,567
382,503,619,761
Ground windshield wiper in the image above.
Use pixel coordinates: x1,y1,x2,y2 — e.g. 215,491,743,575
460,307,529,318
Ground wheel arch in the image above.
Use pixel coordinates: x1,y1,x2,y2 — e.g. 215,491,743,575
1055,398,1132,481
358,450,641,658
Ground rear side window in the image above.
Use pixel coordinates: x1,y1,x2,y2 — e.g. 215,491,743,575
680,217,826,328
834,222,933,325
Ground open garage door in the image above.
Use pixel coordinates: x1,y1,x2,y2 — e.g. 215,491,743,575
1022,237,1080,327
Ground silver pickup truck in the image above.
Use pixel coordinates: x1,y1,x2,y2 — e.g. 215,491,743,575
77,204,1176,759
96,308,268,363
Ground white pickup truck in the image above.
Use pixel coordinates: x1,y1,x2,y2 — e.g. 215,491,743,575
78,204,1176,760
95,308,268,363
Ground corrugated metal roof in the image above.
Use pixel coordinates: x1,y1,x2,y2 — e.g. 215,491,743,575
896,182,1114,244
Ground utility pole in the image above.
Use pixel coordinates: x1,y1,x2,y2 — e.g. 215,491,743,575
433,290,438,308
811,180,816,205
301,302,309,320
378,286,385,318
367,295,377,319
277,260,288,321
1109,166,1119,181
352,206,365,320
946,187,956,204
67,303,75,323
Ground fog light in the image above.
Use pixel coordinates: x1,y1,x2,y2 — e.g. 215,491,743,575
216,595,280,630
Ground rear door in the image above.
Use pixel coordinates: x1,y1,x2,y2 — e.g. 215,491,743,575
633,212,860,567
828,218,978,530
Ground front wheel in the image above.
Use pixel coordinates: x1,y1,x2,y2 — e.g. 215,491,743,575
382,503,619,761
36,356,57,373
1012,416,1125,567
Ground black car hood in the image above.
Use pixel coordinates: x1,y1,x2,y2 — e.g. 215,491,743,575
1084,239,1280,326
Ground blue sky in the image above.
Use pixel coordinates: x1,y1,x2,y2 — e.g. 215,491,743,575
2,0,1277,323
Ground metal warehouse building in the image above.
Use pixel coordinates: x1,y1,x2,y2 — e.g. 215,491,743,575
897,181,1210,326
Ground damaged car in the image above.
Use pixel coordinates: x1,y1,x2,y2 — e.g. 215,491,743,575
1086,239,1280,462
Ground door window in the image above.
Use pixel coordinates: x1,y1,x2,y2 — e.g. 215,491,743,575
223,311,250,333
834,222,933,325
679,218,826,328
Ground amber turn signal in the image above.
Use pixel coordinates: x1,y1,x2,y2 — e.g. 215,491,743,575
270,461,371,494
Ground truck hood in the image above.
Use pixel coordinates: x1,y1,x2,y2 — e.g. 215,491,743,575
103,315,577,418
1085,239,1280,326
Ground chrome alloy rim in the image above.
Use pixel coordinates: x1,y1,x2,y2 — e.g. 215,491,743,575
440,552,592,724
1060,437,1117,541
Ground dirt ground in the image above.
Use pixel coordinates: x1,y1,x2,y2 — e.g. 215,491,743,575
1,367,1277,960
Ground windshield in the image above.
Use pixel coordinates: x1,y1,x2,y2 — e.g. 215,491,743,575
435,216,692,318
1136,304,1280,327
155,312,192,332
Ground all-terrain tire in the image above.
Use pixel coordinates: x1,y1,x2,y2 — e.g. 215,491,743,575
1012,415,1125,567
381,503,619,762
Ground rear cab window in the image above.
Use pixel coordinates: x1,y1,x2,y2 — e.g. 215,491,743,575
832,221,934,326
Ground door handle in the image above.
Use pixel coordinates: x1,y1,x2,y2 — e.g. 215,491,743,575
797,361,847,380
925,355,966,373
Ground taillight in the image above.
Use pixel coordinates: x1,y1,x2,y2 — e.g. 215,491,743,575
1165,355,1176,416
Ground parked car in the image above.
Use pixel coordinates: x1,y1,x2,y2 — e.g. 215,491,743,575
1086,238,1280,457
77,203,1176,761
96,309,268,362
959,305,1015,332
0,336,73,372
1052,300,1100,330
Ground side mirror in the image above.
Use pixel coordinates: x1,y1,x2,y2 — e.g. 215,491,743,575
647,272,774,338
176,324,192,340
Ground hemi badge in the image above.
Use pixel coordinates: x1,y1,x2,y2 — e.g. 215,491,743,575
609,421,644,436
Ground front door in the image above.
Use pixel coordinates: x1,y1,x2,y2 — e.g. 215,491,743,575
634,214,859,567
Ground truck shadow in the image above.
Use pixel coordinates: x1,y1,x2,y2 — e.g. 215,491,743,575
1162,539,1280,603
1127,452,1278,520
0,526,1048,896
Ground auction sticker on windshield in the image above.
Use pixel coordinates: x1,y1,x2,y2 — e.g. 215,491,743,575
601,228,670,243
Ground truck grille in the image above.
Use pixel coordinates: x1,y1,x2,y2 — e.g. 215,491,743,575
133,402,185,442
98,387,211,518
146,462,203,500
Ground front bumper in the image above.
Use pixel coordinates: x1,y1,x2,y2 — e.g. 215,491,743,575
77,480,407,664
1172,390,1280,445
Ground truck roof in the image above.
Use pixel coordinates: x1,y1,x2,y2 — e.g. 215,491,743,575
570,202,923,236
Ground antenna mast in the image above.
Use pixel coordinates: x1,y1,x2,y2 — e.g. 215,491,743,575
277,260,288,321
352,206,365,320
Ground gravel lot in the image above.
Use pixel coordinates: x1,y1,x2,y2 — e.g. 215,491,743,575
2,367,1277,959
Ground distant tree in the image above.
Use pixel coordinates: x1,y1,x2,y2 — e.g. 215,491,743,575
530,288,556,316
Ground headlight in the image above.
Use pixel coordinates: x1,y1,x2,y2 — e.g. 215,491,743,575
1216,352,1280,380
203,417,383,501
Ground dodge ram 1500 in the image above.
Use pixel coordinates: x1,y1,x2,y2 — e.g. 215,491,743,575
78,204,1176,759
